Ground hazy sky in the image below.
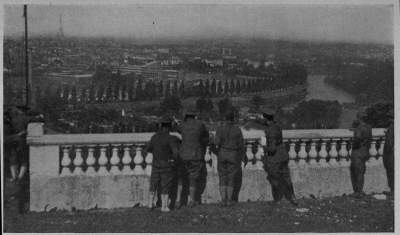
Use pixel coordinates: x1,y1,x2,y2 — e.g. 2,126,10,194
4,4,394,44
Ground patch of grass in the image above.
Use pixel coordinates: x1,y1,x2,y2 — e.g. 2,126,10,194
3,194,394,233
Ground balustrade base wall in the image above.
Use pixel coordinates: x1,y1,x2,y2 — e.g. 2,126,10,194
30,163,389,212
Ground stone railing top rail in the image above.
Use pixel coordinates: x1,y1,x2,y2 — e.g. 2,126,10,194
27,123,386,146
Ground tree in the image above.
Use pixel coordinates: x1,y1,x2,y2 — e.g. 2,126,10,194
136,79,143,100
160,95,182,115
88,85,95,103
250,95,265,111
106,83,113,102
218,97,233,118
230,79,236,94
127,84,134,101
197,80,205,97
172,80,178,96
196,97,207,113
224,80,229,95
205,79,210,97
364,102,393,128
217,80,223,96
211,79,217,97
165,80,171,97
158,80,164,97
179,81,185,98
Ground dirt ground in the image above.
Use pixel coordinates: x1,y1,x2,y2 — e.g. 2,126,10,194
3,189,394,233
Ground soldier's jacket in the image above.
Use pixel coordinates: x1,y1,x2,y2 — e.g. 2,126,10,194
352,122,372,150
178,119,209,161
384,121,394,155
215,122,245,163
147,132,179,169
5,113,31,147
264,122,289,163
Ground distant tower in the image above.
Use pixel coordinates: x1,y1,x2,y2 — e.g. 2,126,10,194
58,14,64,37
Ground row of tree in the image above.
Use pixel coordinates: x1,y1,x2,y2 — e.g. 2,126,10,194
44,77,303,105
325,59,394,105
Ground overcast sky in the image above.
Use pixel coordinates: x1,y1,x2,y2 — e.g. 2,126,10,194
4,4,394,44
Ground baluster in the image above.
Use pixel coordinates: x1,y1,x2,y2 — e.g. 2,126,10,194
97,145,109,175
86,145,96,175
378,139,385,156
377,139,385,164
60,146,72,176
204,146,212,172
255,142,264,170
298,141,307,167
288,141,297,168
339,139,350,166
245,143,254,170
308,140,318,166
121,145,133,175
145,152,153,176
211,152,218,173
133,146,145,175
73,147,83,175
110,145,121,174
319,140,329,167
368,139,379,166
328,140,339,166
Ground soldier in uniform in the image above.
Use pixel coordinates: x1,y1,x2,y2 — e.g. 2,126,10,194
214,109,245,206
178,110,209,207
146,117,179,212
383,109,394,195
4,105,43,213
350,111,372,198
261,109,298,206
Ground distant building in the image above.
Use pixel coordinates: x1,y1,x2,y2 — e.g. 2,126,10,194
113,64,183,81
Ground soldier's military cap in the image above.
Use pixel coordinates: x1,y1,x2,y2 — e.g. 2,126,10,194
261,107,275,119
160,116,173,124
184,108,198,117
15,105,31,112
356,110,367,120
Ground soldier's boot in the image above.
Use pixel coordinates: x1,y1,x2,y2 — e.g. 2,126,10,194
283,181,298,206
219,186,227,207
161,194,170,212
148,191,156,209
226,186,234,206
188,186,198,208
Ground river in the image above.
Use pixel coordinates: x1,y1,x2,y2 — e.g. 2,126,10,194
305,75,355,103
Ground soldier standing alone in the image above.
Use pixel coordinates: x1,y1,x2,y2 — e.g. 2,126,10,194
146,117,179,212
383,109,394,196
261,109,298,206
350,111,372,198
178,110,209,207
214,110,245,206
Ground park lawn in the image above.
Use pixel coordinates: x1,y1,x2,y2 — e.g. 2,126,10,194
3,194,394,233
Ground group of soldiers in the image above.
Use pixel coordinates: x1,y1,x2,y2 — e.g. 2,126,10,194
3,104,395,214
146,108,299,212
146,108,395,212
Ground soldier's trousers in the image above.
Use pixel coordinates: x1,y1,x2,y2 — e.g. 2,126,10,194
350,148,368,193
264,160,295,201
383,152,394,192
217,149,242,187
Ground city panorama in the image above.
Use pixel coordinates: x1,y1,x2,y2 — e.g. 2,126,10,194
2,2,395,233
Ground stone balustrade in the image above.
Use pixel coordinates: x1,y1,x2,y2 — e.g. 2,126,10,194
27,123,389,211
